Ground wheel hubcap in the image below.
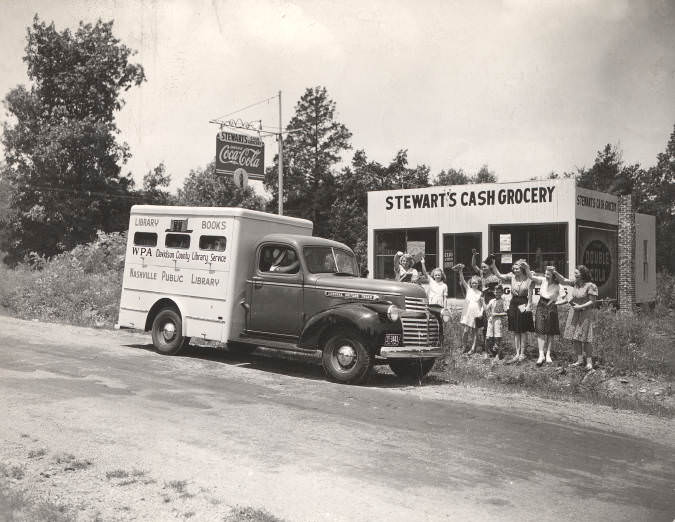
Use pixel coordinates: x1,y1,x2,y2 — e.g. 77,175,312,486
162,322,176,342
336,344,357,369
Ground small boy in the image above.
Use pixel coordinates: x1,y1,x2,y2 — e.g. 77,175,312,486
484,285,507,360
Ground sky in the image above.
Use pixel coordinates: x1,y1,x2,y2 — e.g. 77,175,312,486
0,0,674,194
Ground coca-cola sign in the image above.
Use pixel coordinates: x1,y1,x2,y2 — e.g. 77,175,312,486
215,131,265,180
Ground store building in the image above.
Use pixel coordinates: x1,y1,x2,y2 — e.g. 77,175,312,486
367,179,656,308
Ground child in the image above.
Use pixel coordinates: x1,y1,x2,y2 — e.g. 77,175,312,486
427,267,448,307
484,285,507,360
454,264,483,355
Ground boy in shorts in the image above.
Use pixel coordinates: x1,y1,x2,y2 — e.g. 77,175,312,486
484,285,507,360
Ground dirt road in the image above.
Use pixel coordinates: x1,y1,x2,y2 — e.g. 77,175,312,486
0,316,673,521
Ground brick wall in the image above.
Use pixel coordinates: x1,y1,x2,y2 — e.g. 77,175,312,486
617,195,635,312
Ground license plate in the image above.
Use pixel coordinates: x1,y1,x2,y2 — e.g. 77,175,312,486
384,333,401,346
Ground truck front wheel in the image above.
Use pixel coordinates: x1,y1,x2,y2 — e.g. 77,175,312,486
322,330,372,384
389,359,435,381
151,308,189,355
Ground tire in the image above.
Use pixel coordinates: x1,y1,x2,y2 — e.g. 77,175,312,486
321,330,372,384
151,308,189,355
389,359,435,381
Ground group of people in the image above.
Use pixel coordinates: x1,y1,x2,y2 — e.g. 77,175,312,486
393,249,599,371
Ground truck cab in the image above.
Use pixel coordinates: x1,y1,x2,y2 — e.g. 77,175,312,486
117,206,448,384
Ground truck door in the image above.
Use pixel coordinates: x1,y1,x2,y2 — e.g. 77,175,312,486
249,243,304,338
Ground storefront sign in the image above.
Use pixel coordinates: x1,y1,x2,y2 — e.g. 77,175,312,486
384,186,555,211
582,240,612,287
578,225,617,299
215,131,265,180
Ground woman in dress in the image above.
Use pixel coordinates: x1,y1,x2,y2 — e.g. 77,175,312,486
491,259,534,363
530,266,561,366
454,265,483,355
552,265,598,371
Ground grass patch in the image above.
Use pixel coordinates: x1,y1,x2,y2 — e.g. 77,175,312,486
117,479,138,486
106,469,129,480
27,448,47,459
165,480,188,494
224,506,287,522
0,475,74,522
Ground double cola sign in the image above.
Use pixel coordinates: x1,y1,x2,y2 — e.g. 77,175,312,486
215,131,265,180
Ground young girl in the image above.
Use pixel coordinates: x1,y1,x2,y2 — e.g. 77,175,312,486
426,267,448,307
454,264,483,355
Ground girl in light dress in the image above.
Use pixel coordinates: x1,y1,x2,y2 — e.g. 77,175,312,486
426,267,448,307
530,266,561,366
453,264,483,355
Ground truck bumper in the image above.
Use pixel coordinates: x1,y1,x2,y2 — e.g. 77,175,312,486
378,346,443,359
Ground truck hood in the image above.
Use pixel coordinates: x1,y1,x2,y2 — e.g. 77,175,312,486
310,274,427,300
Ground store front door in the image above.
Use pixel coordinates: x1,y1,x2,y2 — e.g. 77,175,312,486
443,233,481,299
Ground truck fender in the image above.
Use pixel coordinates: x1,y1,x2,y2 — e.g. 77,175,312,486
298,304,398,352
144,297,189,336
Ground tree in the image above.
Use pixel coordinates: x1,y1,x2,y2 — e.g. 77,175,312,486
576,144,638,195
434,168,470,186
264,86,352,237
633,124,675,272
176,162,266,210
1,16,145,264
141,162,175,206
329,149,430,270
432,164,497,185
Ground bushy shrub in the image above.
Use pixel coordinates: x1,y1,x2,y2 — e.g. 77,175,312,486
656,271,675,311
1,232,126,327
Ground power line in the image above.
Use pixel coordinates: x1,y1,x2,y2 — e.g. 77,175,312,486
211,94,278,122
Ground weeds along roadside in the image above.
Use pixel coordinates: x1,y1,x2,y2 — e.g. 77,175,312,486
0,231,126,327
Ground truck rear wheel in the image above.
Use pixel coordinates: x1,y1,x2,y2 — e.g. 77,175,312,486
151,308,189,355
389,359,435,381
322,330,372,384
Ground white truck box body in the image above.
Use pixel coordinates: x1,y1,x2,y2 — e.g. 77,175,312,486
118,206,312,342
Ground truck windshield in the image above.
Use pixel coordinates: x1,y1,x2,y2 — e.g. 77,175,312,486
304,246,359,275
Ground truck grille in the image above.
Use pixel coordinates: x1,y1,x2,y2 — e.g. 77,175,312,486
400,316,440,346
404,296,428,312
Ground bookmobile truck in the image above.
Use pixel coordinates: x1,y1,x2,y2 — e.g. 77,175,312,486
116,206,450,384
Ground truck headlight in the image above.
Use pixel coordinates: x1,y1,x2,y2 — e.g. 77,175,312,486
387,305,402,322
441,308,451,323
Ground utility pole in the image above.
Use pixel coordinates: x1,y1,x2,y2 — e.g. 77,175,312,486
278,90,283,215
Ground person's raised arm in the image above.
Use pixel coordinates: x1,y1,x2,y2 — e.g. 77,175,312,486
471,250,481,275
551,268,573,286
454,263,469,290
489,263,511,283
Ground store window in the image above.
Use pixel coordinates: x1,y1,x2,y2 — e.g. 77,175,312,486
374,228,437,280
490,224,567,276
443,233,481,298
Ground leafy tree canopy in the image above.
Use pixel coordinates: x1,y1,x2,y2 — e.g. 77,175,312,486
433,165,497,185
176,162,266,210
1,15,145,264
